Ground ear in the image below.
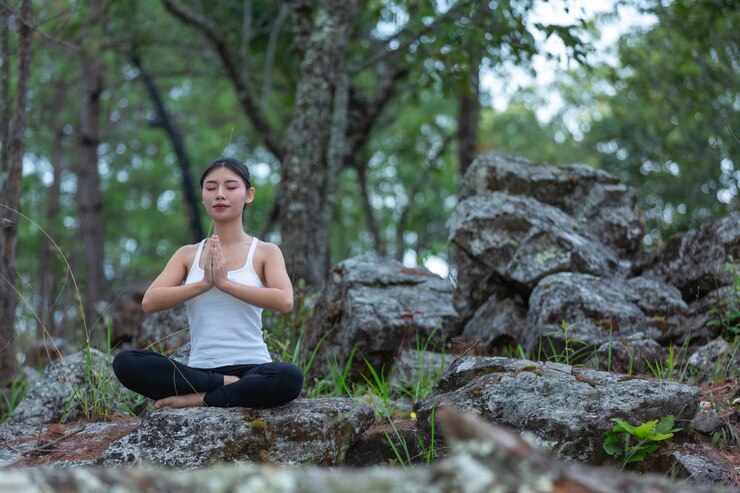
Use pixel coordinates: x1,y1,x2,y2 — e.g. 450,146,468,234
245,187,256,205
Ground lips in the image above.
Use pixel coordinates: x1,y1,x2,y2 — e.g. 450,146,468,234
213,204,229,210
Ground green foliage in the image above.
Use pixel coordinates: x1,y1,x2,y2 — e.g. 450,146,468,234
555,0,739,243
61,319,145,422
383,404,437,468
0,374,30,425
603,415,682,469
644,340,691,382
540,320,592,366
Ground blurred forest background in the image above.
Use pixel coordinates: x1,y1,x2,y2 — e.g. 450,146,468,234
0,0,737,384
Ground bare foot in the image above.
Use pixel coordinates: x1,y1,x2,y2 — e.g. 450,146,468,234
224,375,239,385
155,393,206,409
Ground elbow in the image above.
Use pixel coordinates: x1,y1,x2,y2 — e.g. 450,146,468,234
277,294,294,314
141,299,154,314
141,294,157,314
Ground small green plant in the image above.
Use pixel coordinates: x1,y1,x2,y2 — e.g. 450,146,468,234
361,357,393,416
395,329,447,404
325,346,358,397
644,338,692,382
383,404,437,467
603,415,682,470
61,317,144,421
0,373,30,424
540,320,591,366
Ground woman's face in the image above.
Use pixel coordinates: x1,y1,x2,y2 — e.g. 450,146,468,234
201,167,254,218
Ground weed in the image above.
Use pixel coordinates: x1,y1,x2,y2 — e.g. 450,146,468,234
541,320,591,366
395,329,447,405
603,415,682,470
0,373,30,424
383,404,437,467
644,338,692,382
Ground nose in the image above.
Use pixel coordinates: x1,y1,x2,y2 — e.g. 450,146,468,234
215,186,226,198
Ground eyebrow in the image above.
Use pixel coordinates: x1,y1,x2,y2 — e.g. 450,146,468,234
204,179,242,185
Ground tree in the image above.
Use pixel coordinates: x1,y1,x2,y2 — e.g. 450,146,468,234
160,0,590,286
558,0,739,242
0,0,32,385
76,0,108,331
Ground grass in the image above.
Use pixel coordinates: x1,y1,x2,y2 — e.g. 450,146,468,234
0,373,30,424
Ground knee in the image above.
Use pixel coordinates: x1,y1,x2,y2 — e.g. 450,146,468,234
280,363,304,400
112,350,138,383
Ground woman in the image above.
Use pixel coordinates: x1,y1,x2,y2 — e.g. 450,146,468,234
113,157,303,409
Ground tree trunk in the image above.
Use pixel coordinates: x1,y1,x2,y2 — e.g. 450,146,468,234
131,51,203,243
77,0,107,336
37,81,67,339
0,0,32,385
457,54,480,178
279,0,356,287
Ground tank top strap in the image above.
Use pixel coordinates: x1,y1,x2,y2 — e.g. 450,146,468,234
190,239,207,272
246,237,259,274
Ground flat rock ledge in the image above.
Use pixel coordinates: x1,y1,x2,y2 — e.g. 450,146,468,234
1,398,374,469
0,408,730,493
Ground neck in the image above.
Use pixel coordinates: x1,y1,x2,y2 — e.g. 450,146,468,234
212,219,249,245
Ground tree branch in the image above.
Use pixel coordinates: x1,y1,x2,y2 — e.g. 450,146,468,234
348,0,475,75
161,0,284,161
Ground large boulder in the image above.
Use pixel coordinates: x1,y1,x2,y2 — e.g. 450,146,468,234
522,273,689,355
98,398,374,468
634,215,740,301
458,289,528,350
459,151,644,259
302,256,458,383
416,356,700,464
447,192,622,325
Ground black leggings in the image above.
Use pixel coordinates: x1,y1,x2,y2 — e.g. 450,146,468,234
112,350,303,408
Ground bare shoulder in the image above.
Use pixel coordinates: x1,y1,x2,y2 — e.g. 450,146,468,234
172,242,204,272
255,239,284,258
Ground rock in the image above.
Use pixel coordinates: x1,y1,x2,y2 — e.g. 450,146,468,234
344,419,420,467
691,409,725,435
635,215,740,300
98,397,374,468
302,256,459,383
654,443,736,485
677,286,736,345
11,349,135,424
459,290,528,351
523,273,689,356
687,337,740,382
135,304,190,354
417,356,700,464
448,193,622,293
459,151,644,258
584,333,665,375
0,407,728,493
389,349,452,397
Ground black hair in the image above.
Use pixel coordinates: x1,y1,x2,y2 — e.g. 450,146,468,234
200,157,252,189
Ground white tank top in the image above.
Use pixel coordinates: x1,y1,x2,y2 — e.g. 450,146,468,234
184,237,272,368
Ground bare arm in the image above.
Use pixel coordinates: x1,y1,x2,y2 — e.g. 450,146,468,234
211,237,294,313
141,244,212,313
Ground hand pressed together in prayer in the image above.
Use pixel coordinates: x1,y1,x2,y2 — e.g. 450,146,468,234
203,235,229,289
